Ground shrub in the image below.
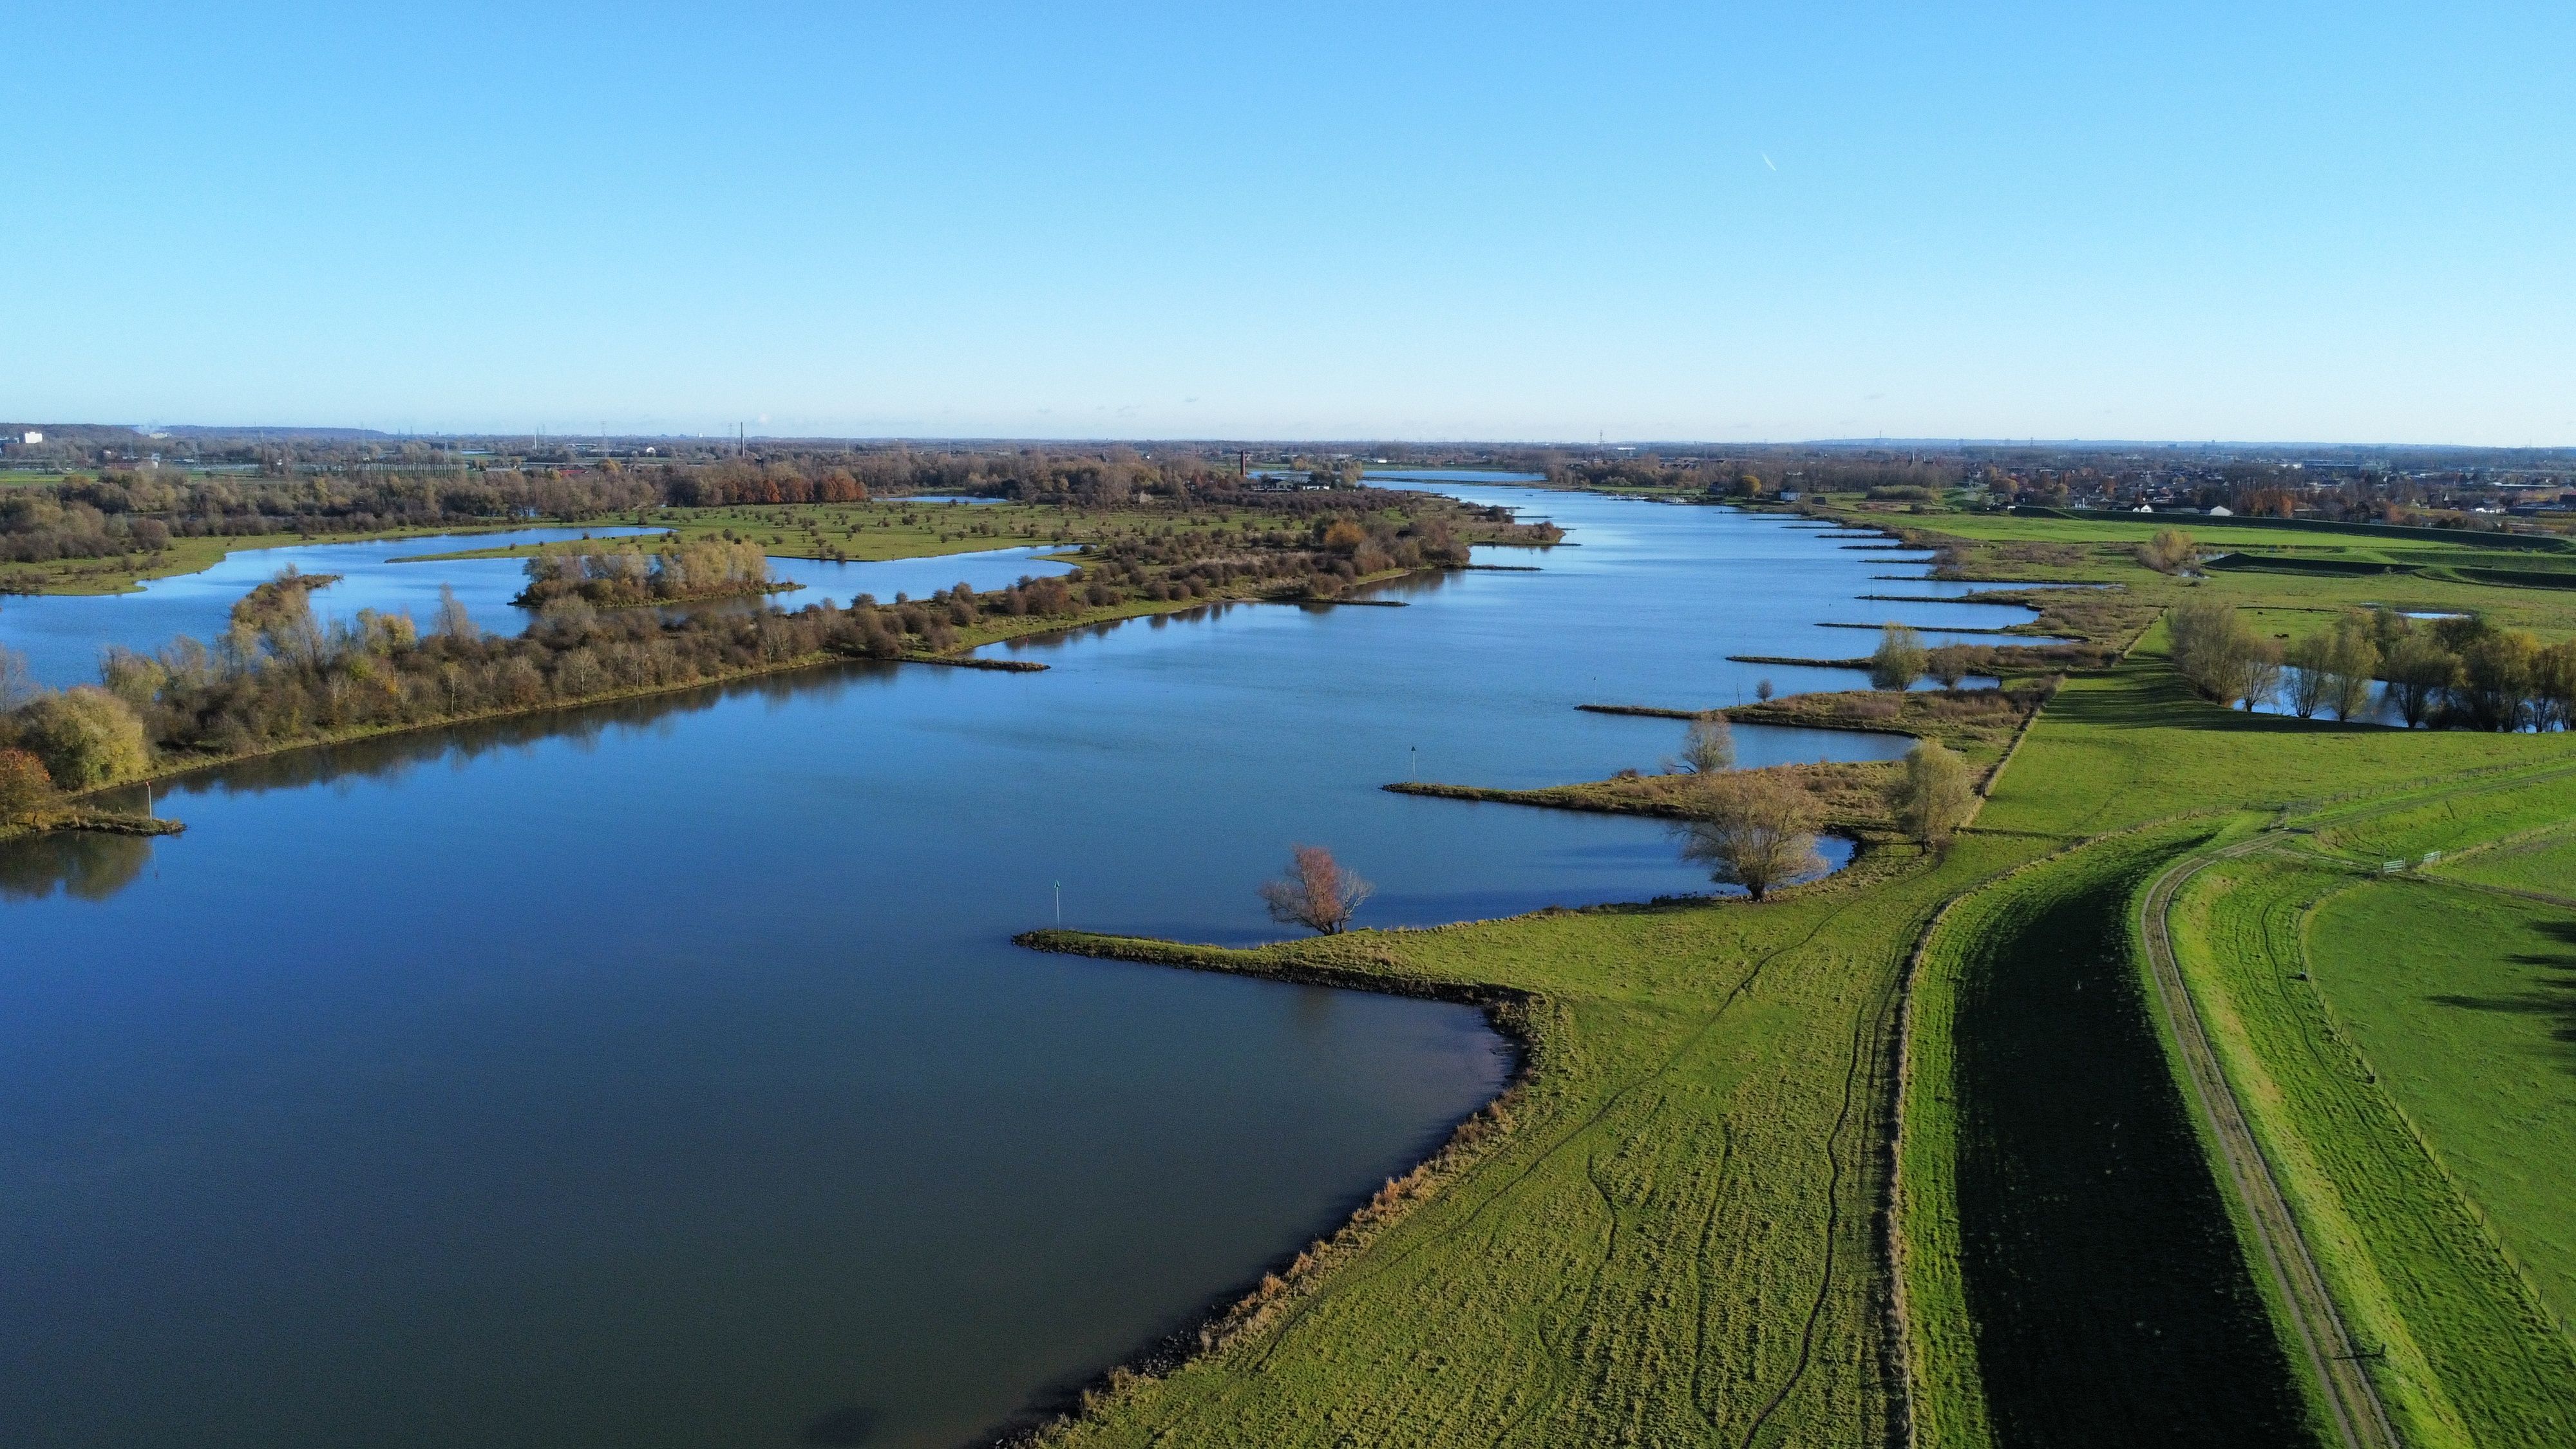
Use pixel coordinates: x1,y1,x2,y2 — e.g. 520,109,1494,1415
11,687,151,789
1870,623,1928,692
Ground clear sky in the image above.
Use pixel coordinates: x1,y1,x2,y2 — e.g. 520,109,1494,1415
7,3,2572,444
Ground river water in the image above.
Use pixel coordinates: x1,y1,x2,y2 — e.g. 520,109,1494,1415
0,529,1078,690
2,486,2035,1448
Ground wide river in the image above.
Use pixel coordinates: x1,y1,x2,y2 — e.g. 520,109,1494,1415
1,482,2045,1448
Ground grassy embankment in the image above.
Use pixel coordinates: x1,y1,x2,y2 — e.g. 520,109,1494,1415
1899,620,2575,1448
1003,500,2570,1448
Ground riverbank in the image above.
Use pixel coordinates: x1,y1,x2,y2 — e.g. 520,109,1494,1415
0,806,183,845
57,561,1458,802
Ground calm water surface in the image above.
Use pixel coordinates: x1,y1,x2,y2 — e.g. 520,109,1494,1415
7,486,1984,1447
0,532,1074,688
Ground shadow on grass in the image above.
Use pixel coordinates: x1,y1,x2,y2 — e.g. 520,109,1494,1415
2050,658,2388,735
2430,919,2576,1075
1951,840,2310,1446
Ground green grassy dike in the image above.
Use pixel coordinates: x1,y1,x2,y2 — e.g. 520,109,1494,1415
1898,632,2574,1449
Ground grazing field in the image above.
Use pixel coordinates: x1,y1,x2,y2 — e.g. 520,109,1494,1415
2306,881,2576,1340
2166,852,2576,1448
1902,663,2570,1449
1016,836,2049,1448
2432,828,2576,900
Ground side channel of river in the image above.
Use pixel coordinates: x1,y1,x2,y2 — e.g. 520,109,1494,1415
3,485,2024,1448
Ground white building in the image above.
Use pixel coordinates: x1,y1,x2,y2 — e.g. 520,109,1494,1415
20,430,41,444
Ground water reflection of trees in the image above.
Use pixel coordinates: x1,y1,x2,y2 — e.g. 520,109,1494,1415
151,659,901,802
0,830,152,902
984,578,1457,661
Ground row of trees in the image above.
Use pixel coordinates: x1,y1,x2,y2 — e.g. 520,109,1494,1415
1868,623,1990,691
2171,601,2575,730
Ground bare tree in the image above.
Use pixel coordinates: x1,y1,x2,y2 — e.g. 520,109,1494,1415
0,645,35,711
1258,844,1374,934
2226,638,2286,713
1926,644,1971,690
2384,634,2454,728
1886,739,1976,851
1672,772,1826,902
2283,632,2333,718
433,584,480,642
1665,712,1734,775
2323,615,2381,722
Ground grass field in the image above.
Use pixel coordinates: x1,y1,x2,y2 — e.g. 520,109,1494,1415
2434,828,2576,900
1854,504,2576,639
1901,822,2316,1449
1013,837,2047,1447
2157,849,2576,1449
2310,880,2576,1336
398,496,1480,569
976,496,2576,1448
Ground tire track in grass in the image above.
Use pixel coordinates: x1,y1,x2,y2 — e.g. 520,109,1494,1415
1739,962,1892,1449
1686,1121,1739,1437
2140,836,2400,1449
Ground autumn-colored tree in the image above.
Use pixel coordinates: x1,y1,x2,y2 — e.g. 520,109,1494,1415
1258,844,1374,934
2135,527,2196,573
1673,771,1826,902
0,747,53,824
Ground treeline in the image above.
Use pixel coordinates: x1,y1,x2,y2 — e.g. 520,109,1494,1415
0,493,1525,797
1542,454,1965,501
1,450,1466,573
515,540,775,607
2170,601,2575,730
1,470,662,569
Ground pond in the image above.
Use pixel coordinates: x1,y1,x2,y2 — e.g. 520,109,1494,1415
6,482,1942,1449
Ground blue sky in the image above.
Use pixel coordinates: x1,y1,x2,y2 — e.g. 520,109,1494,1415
6,3,2571,443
